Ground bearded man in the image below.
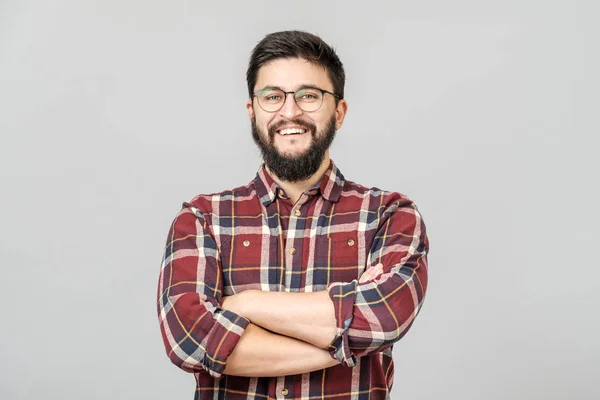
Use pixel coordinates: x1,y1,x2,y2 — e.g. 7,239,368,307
157,30,429,400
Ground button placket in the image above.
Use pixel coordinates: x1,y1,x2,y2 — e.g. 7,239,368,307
275,376,288,400
283,195,308,289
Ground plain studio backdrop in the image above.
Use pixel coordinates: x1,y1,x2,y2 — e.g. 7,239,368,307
1,1,598,399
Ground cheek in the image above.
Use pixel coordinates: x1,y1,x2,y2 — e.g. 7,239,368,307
255,112,276,129
314,115,333,132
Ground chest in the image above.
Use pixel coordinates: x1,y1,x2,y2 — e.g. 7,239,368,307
217,197,380,294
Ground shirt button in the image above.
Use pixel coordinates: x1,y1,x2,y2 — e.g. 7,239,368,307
243,240,250,247
289,248,296,255
294,209,301,217
281,388,289,396
347,239,355,246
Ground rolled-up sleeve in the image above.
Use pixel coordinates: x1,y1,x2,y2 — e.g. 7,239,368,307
327,195,429,367
157,204,249,380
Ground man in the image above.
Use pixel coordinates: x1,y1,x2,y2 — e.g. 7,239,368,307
157,30,429,399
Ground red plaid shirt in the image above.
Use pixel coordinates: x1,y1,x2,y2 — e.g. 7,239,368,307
157,160,429,399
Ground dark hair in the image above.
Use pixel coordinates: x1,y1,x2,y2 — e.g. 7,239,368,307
246,30,345,101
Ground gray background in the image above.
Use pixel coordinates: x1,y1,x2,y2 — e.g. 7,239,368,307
1,0,598,399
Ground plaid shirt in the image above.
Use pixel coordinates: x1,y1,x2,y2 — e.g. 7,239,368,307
157,160,429,399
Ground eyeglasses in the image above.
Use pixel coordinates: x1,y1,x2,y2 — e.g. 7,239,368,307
253,87,341,113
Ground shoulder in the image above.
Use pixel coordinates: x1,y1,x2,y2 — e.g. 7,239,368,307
341,179,428,249
182,180,257,219
341,179,420,213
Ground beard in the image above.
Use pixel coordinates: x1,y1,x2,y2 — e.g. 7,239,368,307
251,114,337,182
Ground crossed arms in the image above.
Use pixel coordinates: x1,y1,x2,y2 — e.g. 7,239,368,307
157,195,428,380
221,265,384,377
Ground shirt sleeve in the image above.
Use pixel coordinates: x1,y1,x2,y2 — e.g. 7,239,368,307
156,204,249,380
327,195,429,367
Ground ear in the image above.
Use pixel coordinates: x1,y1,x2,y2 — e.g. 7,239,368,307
246,99,255,121
334,99,348,130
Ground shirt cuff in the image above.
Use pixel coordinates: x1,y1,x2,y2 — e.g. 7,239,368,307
326,280,358,367
203,309,250,380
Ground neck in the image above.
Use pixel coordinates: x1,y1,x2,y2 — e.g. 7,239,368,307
266,153,331,205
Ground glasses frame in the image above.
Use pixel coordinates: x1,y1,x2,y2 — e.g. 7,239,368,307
253,87,341,113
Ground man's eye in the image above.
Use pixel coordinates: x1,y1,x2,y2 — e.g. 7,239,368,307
266,95,282,101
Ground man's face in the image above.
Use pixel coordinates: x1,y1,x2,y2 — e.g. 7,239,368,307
247,57,348,182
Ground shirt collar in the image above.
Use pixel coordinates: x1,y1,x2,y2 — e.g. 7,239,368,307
254,160,345,207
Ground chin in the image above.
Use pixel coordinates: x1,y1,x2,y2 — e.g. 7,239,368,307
276,143,308,154
279,148,310,159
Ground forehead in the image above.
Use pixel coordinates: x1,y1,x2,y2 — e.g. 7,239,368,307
255,57,333,91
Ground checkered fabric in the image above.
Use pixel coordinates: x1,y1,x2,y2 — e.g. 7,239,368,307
157,160,429,399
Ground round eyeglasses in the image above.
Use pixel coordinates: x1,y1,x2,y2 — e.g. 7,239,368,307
253,87,341,113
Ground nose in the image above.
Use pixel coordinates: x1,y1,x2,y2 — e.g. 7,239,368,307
278,92,303,119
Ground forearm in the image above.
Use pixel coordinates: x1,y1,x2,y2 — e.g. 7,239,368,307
226,290,337,349
223,323,339,377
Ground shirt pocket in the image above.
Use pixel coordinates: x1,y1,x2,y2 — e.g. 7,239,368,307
314,234,360,285
220,234,278,294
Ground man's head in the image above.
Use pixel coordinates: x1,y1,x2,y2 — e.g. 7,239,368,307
246,30,348,182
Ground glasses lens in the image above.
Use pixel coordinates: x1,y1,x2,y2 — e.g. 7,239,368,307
257,88,285,112
294,88,323,112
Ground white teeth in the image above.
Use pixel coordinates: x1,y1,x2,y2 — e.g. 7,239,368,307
279,128,307,135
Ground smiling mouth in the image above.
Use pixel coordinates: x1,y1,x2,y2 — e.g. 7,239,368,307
277,126,311,136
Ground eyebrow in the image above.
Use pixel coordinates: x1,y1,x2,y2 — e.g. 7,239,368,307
256,84,325,92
